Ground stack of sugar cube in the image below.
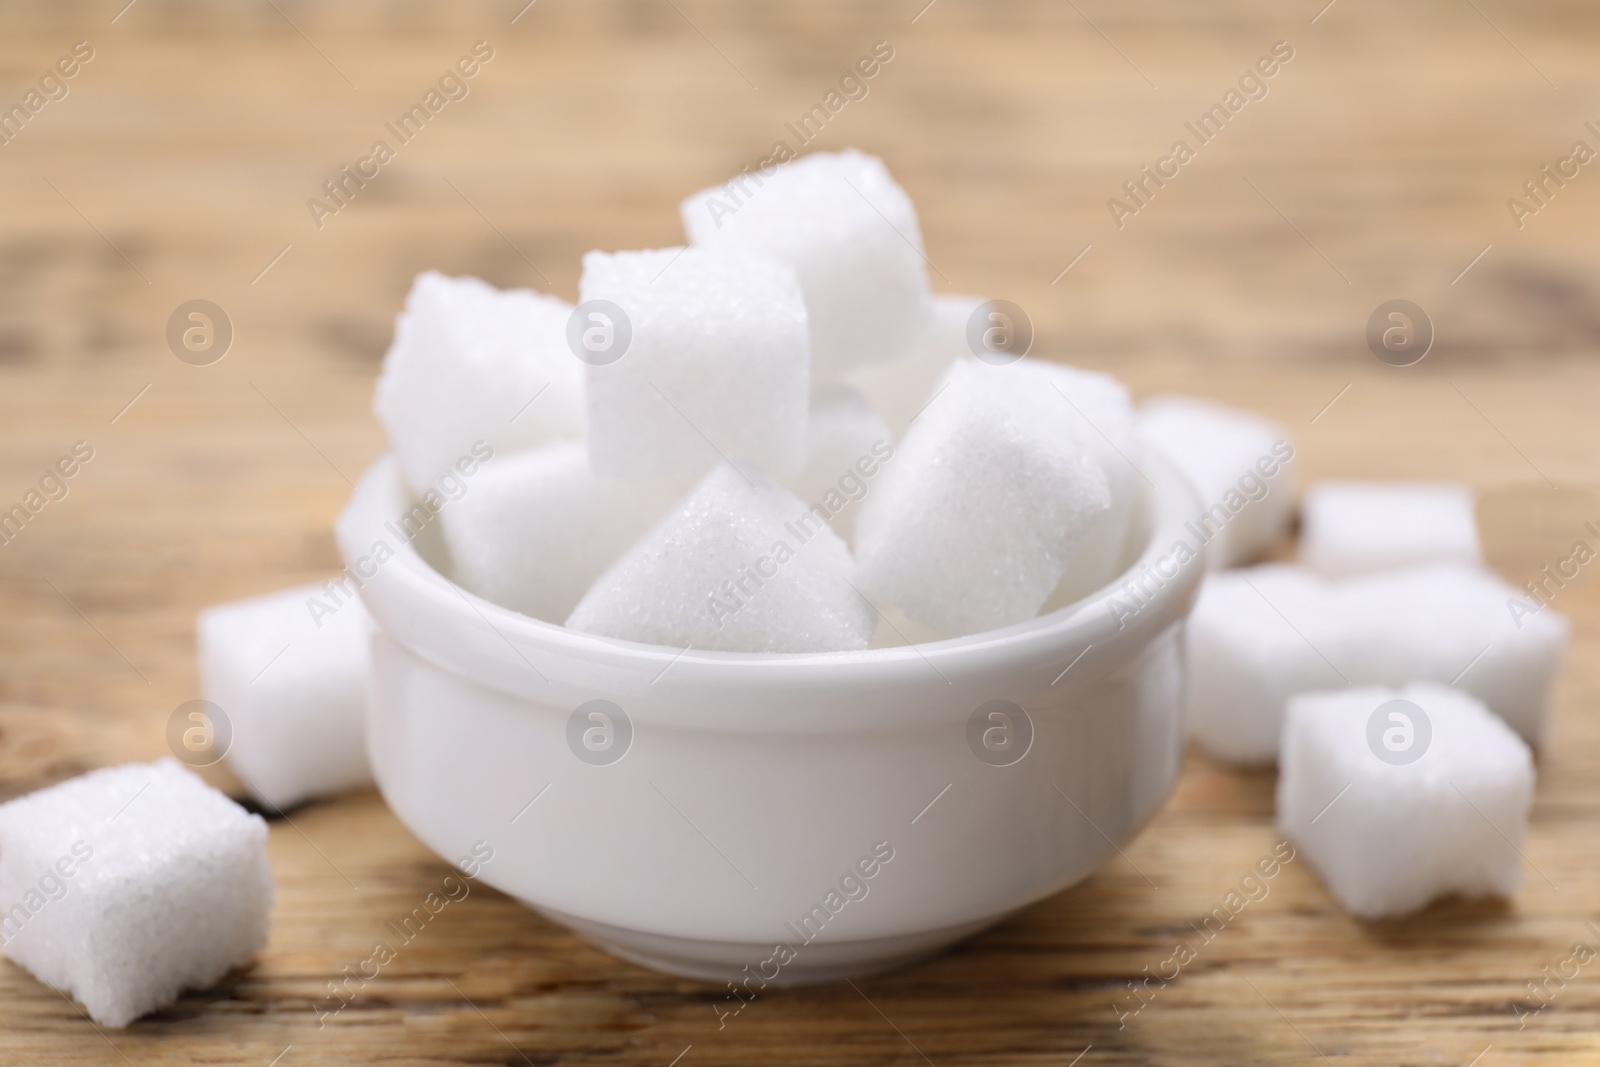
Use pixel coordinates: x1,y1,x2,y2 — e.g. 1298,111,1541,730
353,147,1143,652
1185,475,1566,762
1172,466,1567,918
1186,561,1566,762
178,154,1088,851
1128,389,1565,918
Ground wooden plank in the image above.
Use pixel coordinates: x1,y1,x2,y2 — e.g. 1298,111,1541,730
2,1,1598,1063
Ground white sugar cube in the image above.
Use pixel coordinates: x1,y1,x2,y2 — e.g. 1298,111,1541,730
681,149,930,383
1278,684,1533,919
854,358,1113,637
1300,481,1481,576
198,582,374,810
375,272,583,496
440,441,681,623
1037,361,1142,609
1186,563,1567,763
579,247,809,479
781,386,894,541
845,293,978,436
0,760,273,1027
567,462,874,653
1137,395,1296,569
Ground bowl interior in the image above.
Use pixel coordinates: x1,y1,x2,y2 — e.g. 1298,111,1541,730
405,457,1159,653
338,449,1204,731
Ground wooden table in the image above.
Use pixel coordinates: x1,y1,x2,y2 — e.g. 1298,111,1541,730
3,1,1598,1063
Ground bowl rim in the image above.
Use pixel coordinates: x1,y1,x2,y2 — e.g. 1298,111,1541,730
337,444,1206,689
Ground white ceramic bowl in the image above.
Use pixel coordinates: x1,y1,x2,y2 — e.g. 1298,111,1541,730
338,452,1203,984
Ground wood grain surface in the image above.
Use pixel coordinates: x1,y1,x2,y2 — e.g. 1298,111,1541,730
2,1,1599,1063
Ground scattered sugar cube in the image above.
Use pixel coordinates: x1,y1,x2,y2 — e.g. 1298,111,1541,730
854,358,1113,637
375,271,583,496
0,760,273,1027
781,386,894,541
440,441,682,623
681,149,931,383
1277,684,1533,919
845,293,979,436
566,462,874,653
1137,395,1296,569
1300,481,1481,576
579,247,809,480
1186,563,1568,763
198,582,374,810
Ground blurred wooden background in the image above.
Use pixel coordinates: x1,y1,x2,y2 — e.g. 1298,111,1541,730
2,0,1599,1063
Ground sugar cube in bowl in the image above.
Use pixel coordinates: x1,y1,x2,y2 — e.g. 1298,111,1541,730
579,246,809,480
853,357,1114,637
336,441,1204,984
566,461,876,653
441,440,682,624
375,272,582,497
681,149,930,385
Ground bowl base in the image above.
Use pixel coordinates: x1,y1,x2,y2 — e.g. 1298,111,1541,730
533,904,1003,986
